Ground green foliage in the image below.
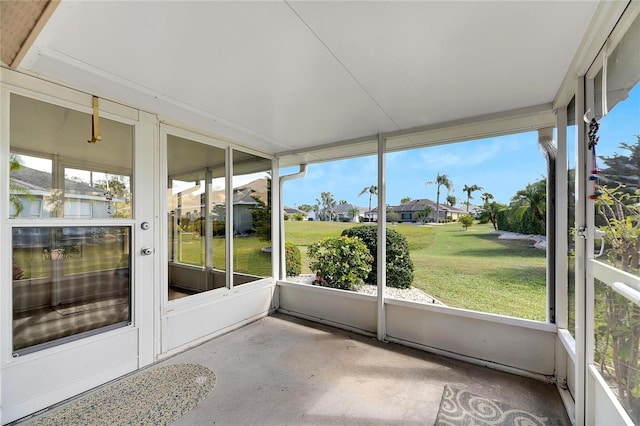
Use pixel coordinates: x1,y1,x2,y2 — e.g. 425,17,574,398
414,205,433,223
480,201,507,230
341,225,414,289
293,213,304,221
387,211,400,223
283,213,290,221
459,214,474,230
508,180,546,233
600,136,640,196
307,236,372,290
250,207,271,241
496,208,545,235
212,220,225,236
285,242,302,276
594,184,640,421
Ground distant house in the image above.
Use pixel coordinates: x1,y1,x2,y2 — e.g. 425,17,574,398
210,178,267,234
378,199,467,223
333,203,366,222
283,206,305,219
10,166,124,219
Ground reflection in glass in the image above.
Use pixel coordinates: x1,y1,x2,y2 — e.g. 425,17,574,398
9,93,133,219
12,226,131,354
567,122,576,337
167,135,227,300
593,279,640,424
232,150,272,284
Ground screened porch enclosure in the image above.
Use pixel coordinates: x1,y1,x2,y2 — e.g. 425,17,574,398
1,1,639,425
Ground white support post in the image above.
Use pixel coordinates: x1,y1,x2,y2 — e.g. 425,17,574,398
271,158,280,283
377,133,386,342
538,127,556,323
205,168,213,271
226,147,234,289
575,76,588,426
555,107,569,330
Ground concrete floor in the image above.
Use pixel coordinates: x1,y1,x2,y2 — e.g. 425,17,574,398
19,312,571,425
159,313,570,425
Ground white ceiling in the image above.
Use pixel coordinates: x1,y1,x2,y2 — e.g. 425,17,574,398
19,1,599,157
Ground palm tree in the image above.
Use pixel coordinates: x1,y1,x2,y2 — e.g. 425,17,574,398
481,192,494,205
415,205,433,223
511,180,546,231
348,206,360,222
462,184,483,213
319,191,336,221
446,195,456,207
358,185,378,222
9,154,32,217
425,174,453,223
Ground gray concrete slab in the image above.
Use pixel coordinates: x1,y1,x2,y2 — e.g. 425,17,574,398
163,313,570,425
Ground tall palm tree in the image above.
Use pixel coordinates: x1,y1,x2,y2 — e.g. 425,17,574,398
446,195,456,207
358,185,378,222
462,184,483,213
425,174,453,223
481,192,494,205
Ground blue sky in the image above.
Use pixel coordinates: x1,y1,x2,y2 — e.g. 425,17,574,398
281,84,639,210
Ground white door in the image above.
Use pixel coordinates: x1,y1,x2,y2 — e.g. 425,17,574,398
581,9,640,424
1,73,156,424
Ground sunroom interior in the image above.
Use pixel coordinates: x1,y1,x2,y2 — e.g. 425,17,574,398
1,1,640,424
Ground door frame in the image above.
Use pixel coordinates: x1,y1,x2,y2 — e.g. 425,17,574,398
0,69,157,424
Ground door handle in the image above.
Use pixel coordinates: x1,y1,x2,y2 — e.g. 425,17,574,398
140,247,153,256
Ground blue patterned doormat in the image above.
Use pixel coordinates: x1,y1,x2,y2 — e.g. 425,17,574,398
435,385,562,426
29,364,215,426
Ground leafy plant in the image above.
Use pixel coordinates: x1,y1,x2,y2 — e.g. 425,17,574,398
307,236,372,290
594,184,640,421
285,242,302,277
459,214,474,230
341,225,414,289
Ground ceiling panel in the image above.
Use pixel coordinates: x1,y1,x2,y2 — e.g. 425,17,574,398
18,1,599,157
288,1,599,129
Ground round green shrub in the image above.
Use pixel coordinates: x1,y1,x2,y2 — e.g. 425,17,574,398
307,236,373,290
285,242,302,277
341,225,414,289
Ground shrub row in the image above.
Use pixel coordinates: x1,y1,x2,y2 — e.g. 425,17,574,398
496,209,545,235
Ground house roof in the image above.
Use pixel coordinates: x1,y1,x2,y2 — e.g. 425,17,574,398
333,203,366,215
374,199,467,215
11,166,107,196
8,1,608,164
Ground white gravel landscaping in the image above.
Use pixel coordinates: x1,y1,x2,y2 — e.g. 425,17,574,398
285,274,443,305
488,230,547,249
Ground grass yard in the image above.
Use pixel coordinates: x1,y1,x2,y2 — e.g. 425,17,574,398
285,220,547,321
174,234,271,277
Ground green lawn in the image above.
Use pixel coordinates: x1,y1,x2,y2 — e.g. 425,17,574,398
285,220,547,321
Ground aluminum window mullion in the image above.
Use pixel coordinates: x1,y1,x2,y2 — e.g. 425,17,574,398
226,147,233,289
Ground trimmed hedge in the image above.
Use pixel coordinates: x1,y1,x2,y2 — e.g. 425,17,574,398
285,242,302,277
341,225,414,289
496,209,545,235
